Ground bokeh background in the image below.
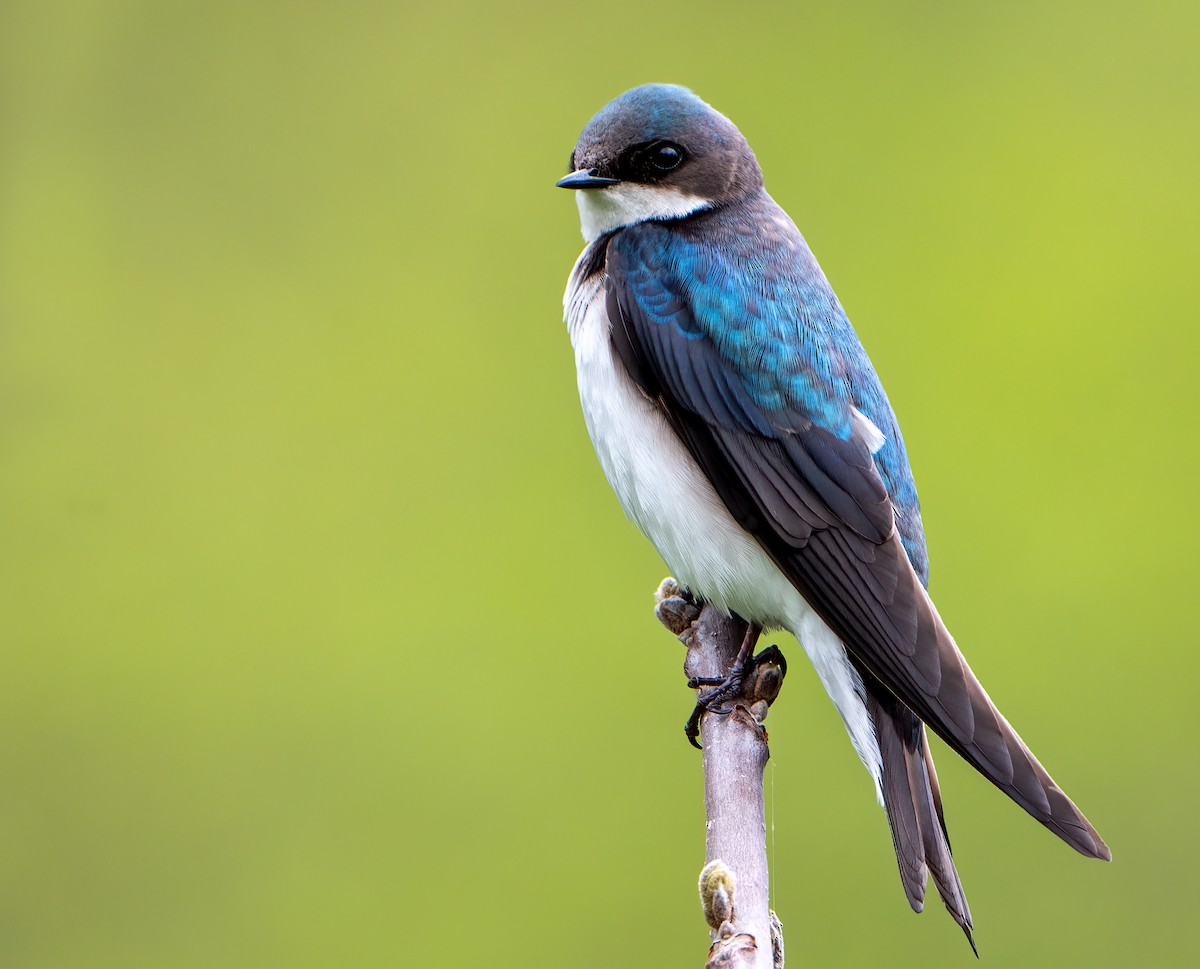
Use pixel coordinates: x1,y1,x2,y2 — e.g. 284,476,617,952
2,1,1197,966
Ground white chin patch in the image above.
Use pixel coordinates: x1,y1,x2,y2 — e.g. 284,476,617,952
576,183,709,242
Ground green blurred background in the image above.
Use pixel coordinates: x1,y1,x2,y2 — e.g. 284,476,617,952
1,1,1196,965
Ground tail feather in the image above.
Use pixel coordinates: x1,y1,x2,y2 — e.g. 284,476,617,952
863,668,977,954
920,736,973,938
790,529,1111,862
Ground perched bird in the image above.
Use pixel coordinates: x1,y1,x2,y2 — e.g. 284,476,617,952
557,84,1109,947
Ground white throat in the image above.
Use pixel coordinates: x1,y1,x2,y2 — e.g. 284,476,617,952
575,184,709,242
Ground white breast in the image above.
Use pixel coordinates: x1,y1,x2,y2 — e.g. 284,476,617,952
564,250,790,621
563,247,882,792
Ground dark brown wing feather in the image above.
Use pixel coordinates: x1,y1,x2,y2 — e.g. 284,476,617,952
798,526,1110,860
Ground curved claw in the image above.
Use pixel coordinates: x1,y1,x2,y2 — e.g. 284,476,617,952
686,672,748,749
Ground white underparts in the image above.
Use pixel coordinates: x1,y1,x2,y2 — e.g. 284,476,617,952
575,184,710,242
564,253,884,798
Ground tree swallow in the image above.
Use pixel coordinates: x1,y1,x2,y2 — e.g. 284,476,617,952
558,84,1109,947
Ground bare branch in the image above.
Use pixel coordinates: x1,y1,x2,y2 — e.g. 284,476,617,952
655,580,787,968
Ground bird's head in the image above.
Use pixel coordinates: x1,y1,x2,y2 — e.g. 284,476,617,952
558,84,764,242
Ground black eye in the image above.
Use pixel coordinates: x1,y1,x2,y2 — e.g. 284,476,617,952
649,143,684,171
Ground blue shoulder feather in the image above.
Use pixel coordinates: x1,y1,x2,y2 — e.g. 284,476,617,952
609,195,930,584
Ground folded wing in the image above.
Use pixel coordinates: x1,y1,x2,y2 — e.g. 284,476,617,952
604,222,1110,862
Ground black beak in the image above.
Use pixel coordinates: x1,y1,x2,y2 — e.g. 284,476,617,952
556,169,621,189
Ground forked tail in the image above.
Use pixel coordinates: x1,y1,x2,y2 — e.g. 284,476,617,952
863,669,978,954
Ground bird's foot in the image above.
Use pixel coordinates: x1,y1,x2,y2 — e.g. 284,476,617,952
685,665,749,748
684,644,788,749
652,582,786,748
683,616,763,749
